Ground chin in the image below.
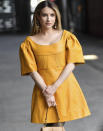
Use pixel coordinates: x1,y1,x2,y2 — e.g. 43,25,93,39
45,24,54,28
45,26,53,29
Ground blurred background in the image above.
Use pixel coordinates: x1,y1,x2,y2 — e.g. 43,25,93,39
0,0,103,36
0,0,103,131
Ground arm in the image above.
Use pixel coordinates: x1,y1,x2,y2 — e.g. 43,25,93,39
29,71,56,107
45,63,75,95
53,63,75,88
30,71,46,92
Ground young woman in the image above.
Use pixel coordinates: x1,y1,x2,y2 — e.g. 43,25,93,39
19,0,91,128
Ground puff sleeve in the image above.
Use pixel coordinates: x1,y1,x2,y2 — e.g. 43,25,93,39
19,39,37,76
66,32,85,65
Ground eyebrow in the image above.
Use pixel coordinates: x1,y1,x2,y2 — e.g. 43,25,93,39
41,12,55,14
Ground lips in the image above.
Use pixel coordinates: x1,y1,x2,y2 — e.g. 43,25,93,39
46,23,52,25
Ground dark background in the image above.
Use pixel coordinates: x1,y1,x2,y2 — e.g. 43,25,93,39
0,0,103,37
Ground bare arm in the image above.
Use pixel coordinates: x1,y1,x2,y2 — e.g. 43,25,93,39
29,63,75,106
29,71,56,107
53,63,75,88
29,71,47,92
45,63,75,95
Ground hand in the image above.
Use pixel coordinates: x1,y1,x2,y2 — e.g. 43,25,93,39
45,95,57,107
44,85,56,96
42,87,52,98
42,86,57,107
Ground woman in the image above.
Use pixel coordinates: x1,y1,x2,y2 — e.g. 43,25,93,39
19,0,91,129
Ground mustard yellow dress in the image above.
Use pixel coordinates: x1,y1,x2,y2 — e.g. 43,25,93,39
19,30,91,124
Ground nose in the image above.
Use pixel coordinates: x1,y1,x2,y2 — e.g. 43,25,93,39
47,16,50,21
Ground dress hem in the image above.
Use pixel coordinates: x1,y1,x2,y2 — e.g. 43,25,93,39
30,112,91,124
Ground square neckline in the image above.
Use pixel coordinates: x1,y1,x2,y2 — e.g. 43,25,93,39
27,30,65,46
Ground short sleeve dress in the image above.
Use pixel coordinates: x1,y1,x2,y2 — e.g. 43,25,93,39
19,30,91,124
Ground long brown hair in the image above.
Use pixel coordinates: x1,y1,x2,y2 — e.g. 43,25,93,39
30,0,62,35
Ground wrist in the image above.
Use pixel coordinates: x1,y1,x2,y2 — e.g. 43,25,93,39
52,84,57,93
42,87,50,97
52,83,58,90
43,92,52,99
42,87,47,94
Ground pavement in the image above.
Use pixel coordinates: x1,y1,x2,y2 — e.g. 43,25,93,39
0,32,103,131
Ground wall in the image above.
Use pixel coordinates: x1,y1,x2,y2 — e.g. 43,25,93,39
86,0,103,37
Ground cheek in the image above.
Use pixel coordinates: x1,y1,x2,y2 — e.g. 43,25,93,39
40,17,47,23
51,17,56,23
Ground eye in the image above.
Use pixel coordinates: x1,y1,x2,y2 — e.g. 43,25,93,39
51,13,55,17
42,13,47,17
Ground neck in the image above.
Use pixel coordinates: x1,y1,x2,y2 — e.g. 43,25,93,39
40,27,55,35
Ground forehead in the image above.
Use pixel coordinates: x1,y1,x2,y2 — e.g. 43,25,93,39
41,7,55,14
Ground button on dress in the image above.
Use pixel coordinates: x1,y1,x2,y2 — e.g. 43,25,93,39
19,30,91,124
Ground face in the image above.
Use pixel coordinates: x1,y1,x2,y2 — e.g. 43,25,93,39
38,7,56,29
